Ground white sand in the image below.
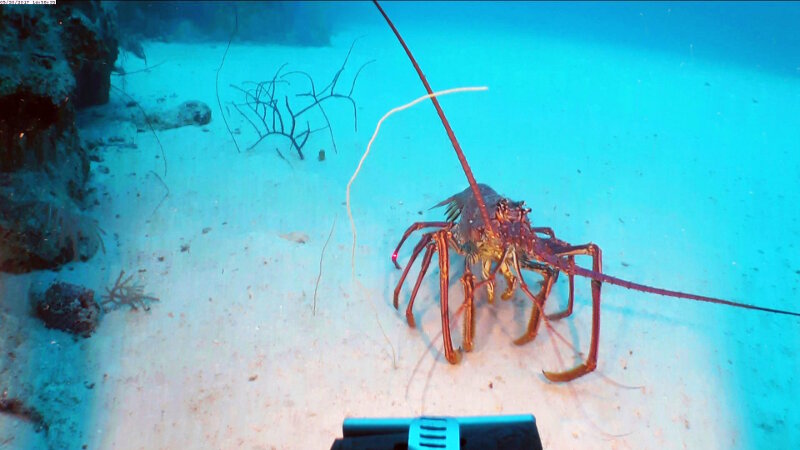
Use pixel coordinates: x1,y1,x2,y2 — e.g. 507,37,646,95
2,5,799,450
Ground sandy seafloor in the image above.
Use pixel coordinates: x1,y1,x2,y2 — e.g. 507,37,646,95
2,3,800,449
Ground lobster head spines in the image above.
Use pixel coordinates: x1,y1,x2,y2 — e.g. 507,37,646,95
493,197,537,252
494,198,532,226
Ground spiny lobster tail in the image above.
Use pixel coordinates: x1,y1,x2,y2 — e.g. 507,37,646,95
430,194,463,223
372,0,495,234
542,254,800,317
432,184,502,225
444,202,462,223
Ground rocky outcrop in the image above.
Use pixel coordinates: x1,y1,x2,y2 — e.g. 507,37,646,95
57,1,119,109
0,172,104,273
33,281,101,338
134,100,212,131
0,2,117,273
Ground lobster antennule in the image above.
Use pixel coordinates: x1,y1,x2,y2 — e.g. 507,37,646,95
543,254,800,317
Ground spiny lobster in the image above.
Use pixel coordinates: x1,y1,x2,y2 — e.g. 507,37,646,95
373,0,800,382
391,184,800,382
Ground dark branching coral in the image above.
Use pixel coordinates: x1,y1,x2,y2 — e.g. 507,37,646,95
229,41,373,160
101,270,159,312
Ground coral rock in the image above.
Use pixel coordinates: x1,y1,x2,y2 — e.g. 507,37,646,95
133,100,212,131
0,172,103,273
34,282,101,338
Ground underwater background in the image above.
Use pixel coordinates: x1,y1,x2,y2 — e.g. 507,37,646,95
0,1,798,448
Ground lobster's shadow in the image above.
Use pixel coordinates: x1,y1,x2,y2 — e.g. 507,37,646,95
400,266,681,377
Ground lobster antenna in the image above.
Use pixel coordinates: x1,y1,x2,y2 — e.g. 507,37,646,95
372,0,495,235
549,256,800,317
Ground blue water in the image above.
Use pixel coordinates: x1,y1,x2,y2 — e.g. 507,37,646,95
346,4,800,447
332,1,800,78
296,2,800,447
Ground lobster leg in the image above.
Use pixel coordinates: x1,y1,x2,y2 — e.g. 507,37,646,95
480,260,497,303
404,239,436,328
431,230,461,364
498,261,517,301
546,255,576,320
542,243,603,383
530,228,576,319
393,232,434,309
475,247,511,293
391,221,452,269
480,253,516,303
513,259,558,345
532,227,557,239
461,262,477,352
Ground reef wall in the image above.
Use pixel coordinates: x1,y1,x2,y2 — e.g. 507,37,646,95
0,2,116,273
